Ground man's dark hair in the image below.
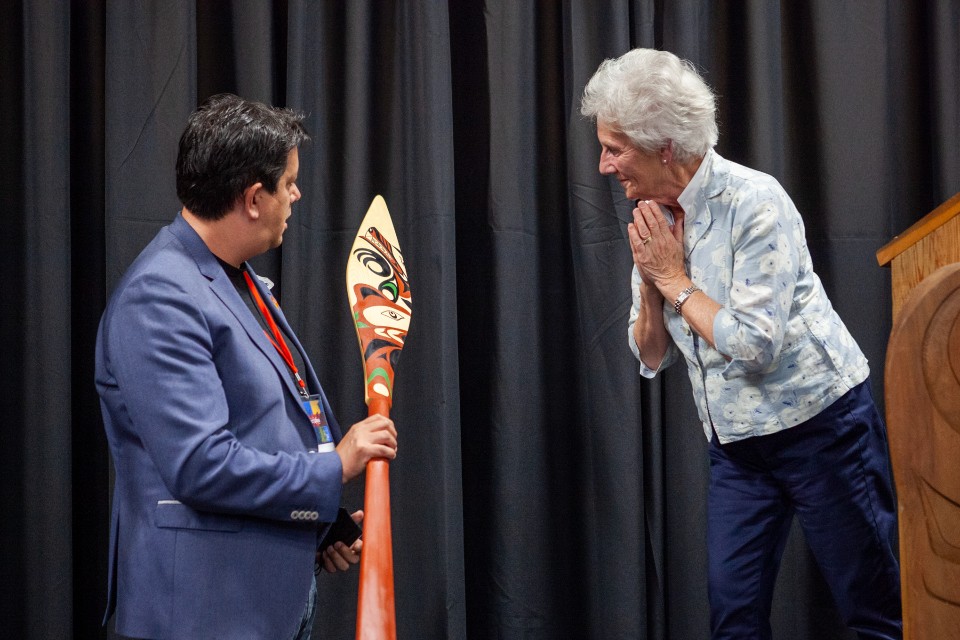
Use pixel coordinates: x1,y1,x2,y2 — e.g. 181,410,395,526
176,93,309,220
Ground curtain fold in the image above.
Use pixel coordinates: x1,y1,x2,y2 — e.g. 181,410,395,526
20,3,74,638
1,1,958,638
69,1,109,634
0,1,27,634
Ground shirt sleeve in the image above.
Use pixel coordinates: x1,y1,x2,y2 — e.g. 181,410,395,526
712,186,802,379
627,265,678,378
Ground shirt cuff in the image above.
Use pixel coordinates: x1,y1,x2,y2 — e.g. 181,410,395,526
630,331,674,378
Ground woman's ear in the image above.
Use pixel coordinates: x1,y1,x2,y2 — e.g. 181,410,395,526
660,140,673,165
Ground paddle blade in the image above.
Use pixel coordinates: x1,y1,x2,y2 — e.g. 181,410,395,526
345,195,412,411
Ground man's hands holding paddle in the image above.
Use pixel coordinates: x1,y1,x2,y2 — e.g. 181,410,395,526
336,415,397,483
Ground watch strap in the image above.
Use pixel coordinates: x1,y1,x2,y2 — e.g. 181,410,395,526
673,285,701,314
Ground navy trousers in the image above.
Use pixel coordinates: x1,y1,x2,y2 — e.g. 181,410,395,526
707,380,902,640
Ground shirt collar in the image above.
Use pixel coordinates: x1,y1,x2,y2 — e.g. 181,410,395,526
677,148,714,217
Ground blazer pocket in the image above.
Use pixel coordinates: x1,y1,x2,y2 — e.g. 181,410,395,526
154,501,244,532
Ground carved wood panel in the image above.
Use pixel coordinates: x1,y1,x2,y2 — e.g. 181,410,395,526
886,262,960,639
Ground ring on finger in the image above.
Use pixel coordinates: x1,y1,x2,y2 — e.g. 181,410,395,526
640,235,651,244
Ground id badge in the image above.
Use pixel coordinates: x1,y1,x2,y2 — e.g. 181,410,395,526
302,395,335,452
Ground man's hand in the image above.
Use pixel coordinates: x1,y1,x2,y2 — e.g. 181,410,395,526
336,414,397,483
317,510,364,573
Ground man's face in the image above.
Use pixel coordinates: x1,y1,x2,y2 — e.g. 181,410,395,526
257,147,301,250
596,121,664,202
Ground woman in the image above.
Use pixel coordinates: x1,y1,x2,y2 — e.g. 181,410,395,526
581,49,901,640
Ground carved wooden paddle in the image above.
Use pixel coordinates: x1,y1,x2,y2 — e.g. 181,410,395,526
346,195,411,640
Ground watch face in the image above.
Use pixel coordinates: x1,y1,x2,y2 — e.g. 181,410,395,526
674,286,699,313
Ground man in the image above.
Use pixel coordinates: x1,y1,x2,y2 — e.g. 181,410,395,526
96,93,397,639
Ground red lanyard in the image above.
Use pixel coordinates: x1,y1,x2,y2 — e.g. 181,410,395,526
243,271,309,399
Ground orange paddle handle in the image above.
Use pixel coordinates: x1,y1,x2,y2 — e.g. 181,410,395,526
356,396,396,639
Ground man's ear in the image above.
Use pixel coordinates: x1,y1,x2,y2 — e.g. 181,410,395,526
243,182,264,220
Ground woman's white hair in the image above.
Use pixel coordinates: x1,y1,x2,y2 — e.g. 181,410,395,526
581,48,718,164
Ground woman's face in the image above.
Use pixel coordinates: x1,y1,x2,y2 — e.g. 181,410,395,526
596,121,666,202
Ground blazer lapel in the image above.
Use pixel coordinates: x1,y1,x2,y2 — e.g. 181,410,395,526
168,215,305,405
237,268,312,403
246,276,322,391
243,270,344,442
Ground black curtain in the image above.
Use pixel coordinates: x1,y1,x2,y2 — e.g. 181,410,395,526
2,1,958,639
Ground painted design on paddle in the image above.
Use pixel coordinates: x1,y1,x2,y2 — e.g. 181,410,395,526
351,226,412,400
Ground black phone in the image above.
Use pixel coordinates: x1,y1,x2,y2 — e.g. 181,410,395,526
318,507,362,550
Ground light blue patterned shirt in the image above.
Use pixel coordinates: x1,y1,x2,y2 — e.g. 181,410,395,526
629,150,869,443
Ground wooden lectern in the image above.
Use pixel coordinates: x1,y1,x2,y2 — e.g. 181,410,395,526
876,192,960,640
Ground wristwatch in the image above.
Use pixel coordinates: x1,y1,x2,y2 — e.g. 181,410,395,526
673,285,701,314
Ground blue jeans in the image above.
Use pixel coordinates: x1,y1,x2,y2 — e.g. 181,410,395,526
291,574,318,640
707,379,901,640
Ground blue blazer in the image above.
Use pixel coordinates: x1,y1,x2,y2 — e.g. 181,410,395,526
95,214,344,639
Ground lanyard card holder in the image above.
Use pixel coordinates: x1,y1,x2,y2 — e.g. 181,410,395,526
302,395,335,453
